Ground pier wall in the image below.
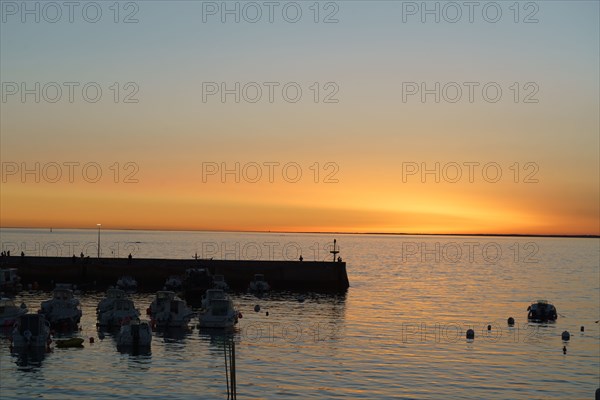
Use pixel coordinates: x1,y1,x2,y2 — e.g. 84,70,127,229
0,256,350,292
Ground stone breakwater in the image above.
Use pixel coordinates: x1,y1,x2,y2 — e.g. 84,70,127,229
1,256,350,292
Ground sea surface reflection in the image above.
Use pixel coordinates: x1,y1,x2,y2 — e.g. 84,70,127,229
0,230,598,399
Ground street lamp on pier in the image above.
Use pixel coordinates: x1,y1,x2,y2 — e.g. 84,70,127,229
97,224,101,259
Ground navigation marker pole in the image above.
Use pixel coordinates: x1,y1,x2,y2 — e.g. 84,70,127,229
330,239,339,262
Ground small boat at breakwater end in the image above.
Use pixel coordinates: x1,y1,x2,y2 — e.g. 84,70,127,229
248,274,270,293
527,300,558,322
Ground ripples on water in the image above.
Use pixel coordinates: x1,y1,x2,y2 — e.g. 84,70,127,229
0,229,598,399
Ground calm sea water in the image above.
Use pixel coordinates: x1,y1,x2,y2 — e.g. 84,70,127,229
0,229,598,399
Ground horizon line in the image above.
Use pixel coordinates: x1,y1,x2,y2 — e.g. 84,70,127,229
0,226,598,239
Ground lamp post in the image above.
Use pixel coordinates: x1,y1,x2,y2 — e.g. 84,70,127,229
97,224,101,259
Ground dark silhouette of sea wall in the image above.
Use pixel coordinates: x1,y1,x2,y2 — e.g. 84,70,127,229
1,256,350,292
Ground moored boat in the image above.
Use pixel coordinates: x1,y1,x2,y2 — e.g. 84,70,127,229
248,274,270,293
164,275,183,292
198,297,239,329
201,289,226,310
212,274,229,291
39,285,82,331
148,291,194,329
0,268,23,294
116,276,138,293
116,317,152,349
11,313,51,350
97,298,140,328
0,297,27,327
97,288,128,315
182,267,212,304
527,300,558,322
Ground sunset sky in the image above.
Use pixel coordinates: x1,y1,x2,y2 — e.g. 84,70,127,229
1,1,598,235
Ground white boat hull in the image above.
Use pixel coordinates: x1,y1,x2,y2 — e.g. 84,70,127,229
198,314,238,329
116,320,152,348
11,314,51,350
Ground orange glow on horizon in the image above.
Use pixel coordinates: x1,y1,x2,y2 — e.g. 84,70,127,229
1,176,597,236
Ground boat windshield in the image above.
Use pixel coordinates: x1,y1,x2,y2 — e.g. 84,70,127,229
206,290,225,301
53,289,73,300
157,291,175,300
107,289,125,298
211,300,231,316
0,298,16,308
19,315,41,335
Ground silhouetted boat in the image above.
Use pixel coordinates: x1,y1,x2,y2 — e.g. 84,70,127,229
527,300,557,322
117,317,152,349
11,314,51,350
96,288,128,315
148,291,194,328
164,275,183,292
212,274,229,291
201,289,227,310
0,297,27,327
248,274,270,293
97,298,140,328
198,298,239,329
182,267,212,303
116,276,138,293
0,268,22,294
39,284,82,330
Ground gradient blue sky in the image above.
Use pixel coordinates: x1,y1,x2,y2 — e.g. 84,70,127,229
1,1,599,234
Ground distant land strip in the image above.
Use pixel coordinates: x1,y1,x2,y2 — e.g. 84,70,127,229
1,226,598,239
